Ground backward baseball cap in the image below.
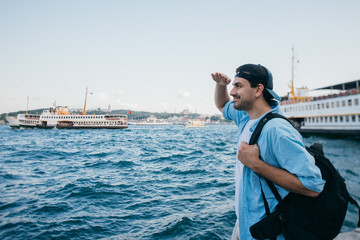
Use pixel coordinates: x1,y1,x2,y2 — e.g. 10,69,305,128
235,64,282,101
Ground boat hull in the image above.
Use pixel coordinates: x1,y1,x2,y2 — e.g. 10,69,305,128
5,116,20,128
298,128,360,138
56,125,128,129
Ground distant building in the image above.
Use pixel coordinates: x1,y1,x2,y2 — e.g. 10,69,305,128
181,109,191,114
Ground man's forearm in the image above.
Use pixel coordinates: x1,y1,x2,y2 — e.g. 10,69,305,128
252,160,320,197
215,83,230,112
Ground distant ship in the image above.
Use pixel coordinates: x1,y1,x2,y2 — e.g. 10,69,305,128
5,89,128,129
184,120,205,128
280,79,360,136
279,48,359,136
129,115,172,125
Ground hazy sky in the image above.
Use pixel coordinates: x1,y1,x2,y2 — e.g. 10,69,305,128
1,0,360,115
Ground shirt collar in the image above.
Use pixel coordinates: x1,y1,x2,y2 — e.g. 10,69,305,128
248,101,281,132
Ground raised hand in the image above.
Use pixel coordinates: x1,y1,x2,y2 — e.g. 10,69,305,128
211,72,231,86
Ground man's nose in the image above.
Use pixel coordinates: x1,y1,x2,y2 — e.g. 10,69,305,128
230,87,236,96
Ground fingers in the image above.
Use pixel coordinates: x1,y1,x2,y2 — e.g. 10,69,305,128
211,72,231,85
239,141,249,149
238,142,258,155
211,72,222,79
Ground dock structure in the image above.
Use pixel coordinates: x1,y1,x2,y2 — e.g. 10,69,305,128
335,228,360,240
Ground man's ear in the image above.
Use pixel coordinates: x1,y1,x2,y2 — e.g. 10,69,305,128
255,84,265,98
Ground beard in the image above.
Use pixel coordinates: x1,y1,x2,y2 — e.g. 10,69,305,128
233,97,253,111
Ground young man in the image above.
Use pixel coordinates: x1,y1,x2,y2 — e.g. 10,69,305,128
211,64,325,240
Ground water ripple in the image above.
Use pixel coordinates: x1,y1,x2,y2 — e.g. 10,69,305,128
0,125,359,239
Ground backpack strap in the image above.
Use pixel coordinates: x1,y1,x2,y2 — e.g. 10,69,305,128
249,112,292,145
249,112,293,208
249,112,293,240
349,196,360,227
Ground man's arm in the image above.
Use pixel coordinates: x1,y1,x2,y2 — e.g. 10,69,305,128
238,141,320,197
211,72,231,112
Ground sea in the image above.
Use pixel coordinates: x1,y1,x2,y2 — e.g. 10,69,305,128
0,124,359,240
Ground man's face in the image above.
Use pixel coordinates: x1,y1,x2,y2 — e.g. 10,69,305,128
230,77,257,111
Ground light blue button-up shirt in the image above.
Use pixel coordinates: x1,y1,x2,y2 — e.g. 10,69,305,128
223,100,325,240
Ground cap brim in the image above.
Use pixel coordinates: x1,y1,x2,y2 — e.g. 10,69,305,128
266,88,282,101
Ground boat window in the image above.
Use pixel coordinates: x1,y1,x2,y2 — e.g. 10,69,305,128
354,98,359,105
331,102,334,108
336,101,340,107
352,115,356,122
348,99,352,106
342,101,345,107
340,116,344,122
346,116,350,122
335,116,338,122
326,103,329,108
329,117,332,123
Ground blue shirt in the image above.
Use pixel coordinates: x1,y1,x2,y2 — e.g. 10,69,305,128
223,100,325,240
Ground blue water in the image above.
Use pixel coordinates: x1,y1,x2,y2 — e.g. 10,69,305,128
0,125,359,239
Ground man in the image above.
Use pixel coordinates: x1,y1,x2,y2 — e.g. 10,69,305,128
211,64,325,240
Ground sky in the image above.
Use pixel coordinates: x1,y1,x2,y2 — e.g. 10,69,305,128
1,0,360,115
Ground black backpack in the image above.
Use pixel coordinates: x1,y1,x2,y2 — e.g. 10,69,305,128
248,112,360,240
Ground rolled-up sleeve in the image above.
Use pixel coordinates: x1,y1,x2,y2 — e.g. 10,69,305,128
222,100,234,121
265,120,325,193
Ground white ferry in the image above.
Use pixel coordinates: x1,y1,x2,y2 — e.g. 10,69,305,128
5,89,128,129
6,106,128,129
184,120,205,127
279,79,360,137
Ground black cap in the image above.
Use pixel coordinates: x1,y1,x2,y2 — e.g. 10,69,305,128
235,64,281,101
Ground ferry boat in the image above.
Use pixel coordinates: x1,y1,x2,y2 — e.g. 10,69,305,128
184,120,205,128
280,79,360,136
5,89,128,129
39,106,128,129
279,50,359,136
